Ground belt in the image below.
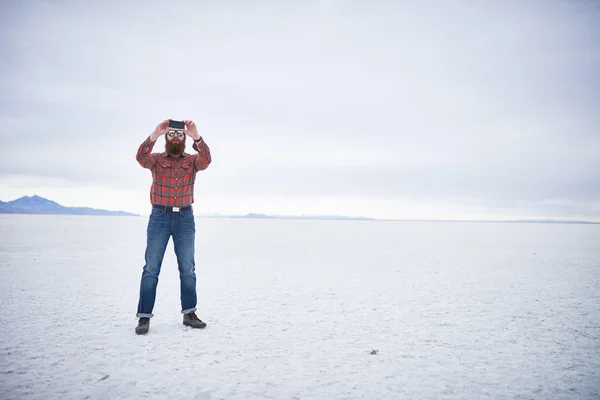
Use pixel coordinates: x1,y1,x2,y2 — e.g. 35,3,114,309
152,205,192,212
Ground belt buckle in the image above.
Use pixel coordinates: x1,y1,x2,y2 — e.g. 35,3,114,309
173,207,180,212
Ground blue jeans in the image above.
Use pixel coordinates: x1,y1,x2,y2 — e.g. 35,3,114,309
136,206,197,318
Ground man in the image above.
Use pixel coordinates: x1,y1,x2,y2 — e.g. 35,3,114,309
134,118,212,335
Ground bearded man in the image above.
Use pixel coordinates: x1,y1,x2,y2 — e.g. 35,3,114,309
134,119,212,334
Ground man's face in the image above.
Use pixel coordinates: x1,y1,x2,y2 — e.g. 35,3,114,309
165,130,185,155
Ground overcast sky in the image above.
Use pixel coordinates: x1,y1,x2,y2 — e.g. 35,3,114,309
1,0,599,220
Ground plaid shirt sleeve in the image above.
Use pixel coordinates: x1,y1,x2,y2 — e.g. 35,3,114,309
136,136,158,169
191,138,211,172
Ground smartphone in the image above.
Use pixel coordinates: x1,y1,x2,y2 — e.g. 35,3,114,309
169,119,185,129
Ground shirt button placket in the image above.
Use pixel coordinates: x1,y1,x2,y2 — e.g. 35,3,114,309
175,166,178,204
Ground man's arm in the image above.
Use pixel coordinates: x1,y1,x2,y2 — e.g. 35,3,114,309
191,138,212,171
183,120,212,171
136,135,158,169
136,120,170,169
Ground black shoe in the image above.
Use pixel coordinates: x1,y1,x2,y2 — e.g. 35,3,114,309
135,317,150,334
183,312,206,329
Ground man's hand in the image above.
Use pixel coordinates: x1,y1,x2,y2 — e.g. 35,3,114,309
183,120,201,141
150,119,171,142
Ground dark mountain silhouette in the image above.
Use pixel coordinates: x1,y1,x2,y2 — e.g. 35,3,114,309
0,195,138,216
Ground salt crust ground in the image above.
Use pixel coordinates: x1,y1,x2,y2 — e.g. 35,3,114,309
1,215,599,399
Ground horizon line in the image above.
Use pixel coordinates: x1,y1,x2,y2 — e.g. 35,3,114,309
3,194,599,224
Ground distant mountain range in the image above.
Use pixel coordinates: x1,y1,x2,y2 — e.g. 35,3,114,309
197,212,374,220
0,195,138,216
198,213,598,224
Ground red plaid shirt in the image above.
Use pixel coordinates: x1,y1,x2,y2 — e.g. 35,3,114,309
136,136,212,208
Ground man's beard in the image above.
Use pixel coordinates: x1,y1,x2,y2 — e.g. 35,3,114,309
166,140,185,156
